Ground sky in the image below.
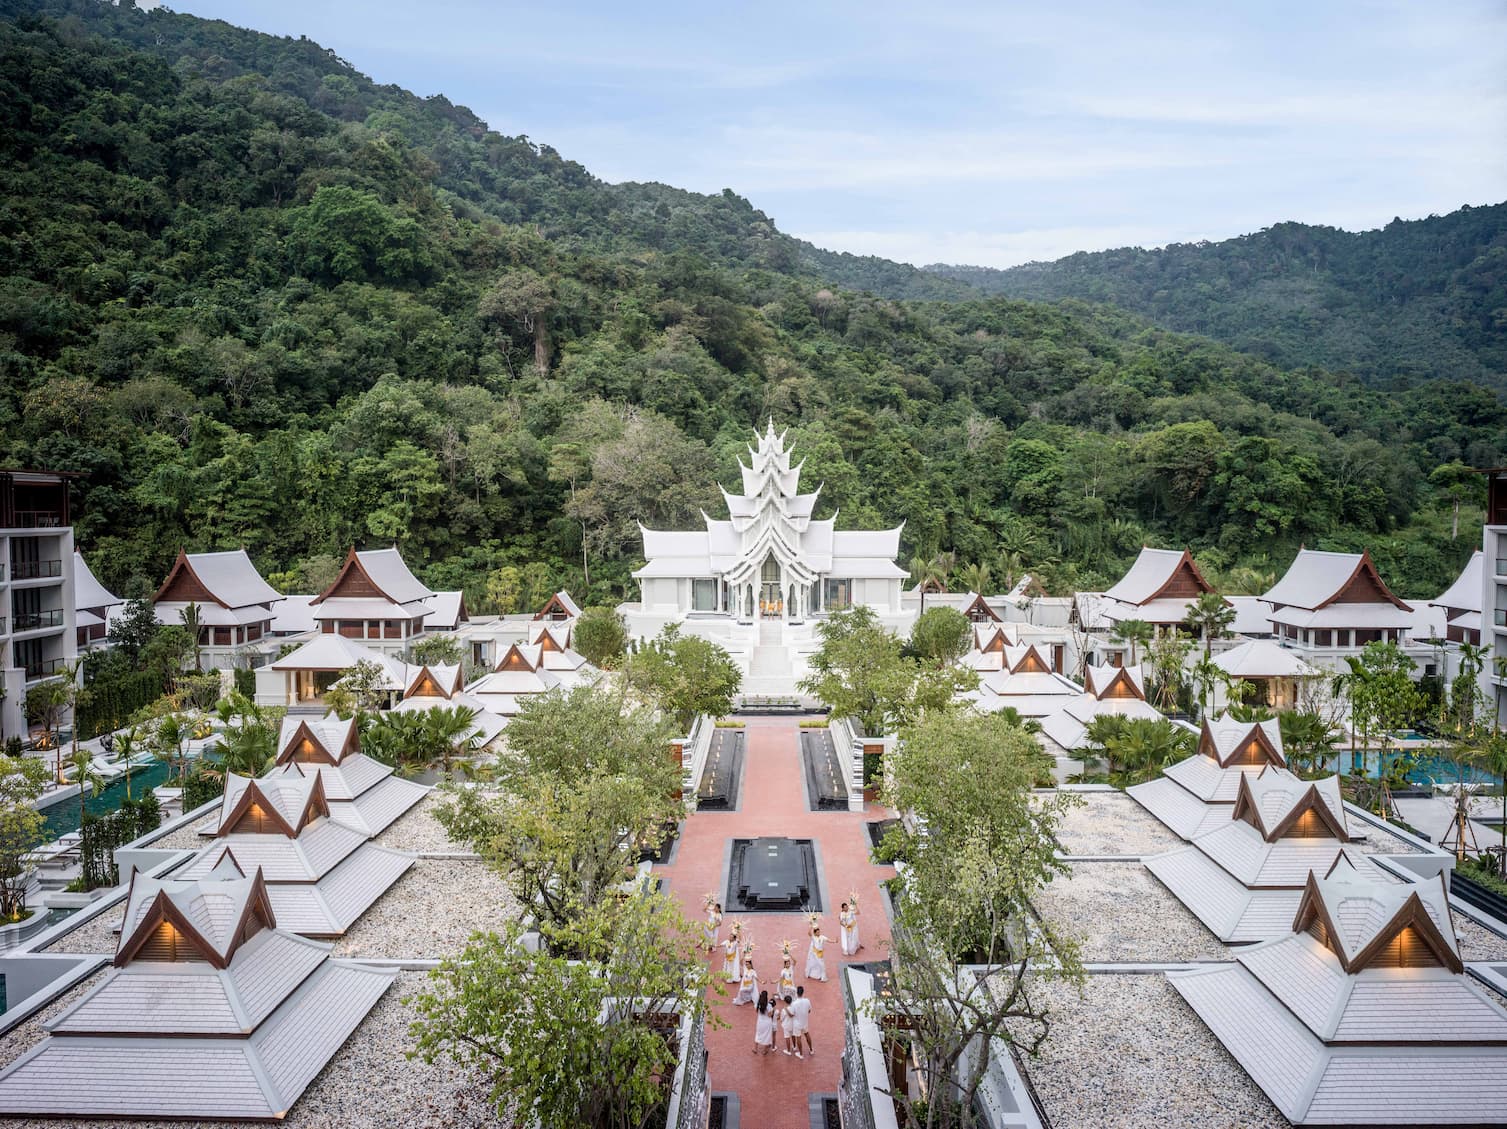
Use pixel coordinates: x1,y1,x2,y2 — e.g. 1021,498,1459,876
173,0,1507,269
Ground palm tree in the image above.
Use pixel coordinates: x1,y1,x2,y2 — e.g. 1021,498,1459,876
955,562,992,598
1183,592,1235,660
1278,710,1338,777
216,719,276,778
113,724,143,800
994,706,1042,735
1112,619,1154,665
910,554,948,614
423,705,482,776
1450,641,1490,733
180,602,204,672
1191,655,1225,720
66,747,103,834
154,714,190,786
998,551,1026,592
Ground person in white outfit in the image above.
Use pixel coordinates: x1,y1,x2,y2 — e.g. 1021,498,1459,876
780,994,802,1058
753,991,774,1054
839,901,860,956
735,958,758,1005
790,985,814,1057
805,925,830,982
705,902,723,952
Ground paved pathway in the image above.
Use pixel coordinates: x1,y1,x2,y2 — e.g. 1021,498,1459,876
656,715,895,1129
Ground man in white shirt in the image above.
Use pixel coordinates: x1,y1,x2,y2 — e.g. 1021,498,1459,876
790,985,814,1057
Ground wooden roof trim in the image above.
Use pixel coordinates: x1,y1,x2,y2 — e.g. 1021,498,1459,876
1292,871,1348,962
1146,549,1218,602
218,778,299,839
533,592,576,620
310,547,394,606
1094,665,1144,701
114,871,274,970
961,593,1001,622
404,664,452,700
496,643,537,672
1266,784,1348,842
151,550,224,608
1009,644,1052,674
1348,891,1463,974
277,719,339,766
1317,549,1411,611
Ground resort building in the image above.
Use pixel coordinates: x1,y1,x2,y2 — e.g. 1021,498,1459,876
1429,549,1483,684
152,549,284,668
255,632,409,708
1129,716,1291,839
0,861,396,1120
965,633,1083,718
1038,663,1164,751
1258,548,1414,669
0,471,78,742
261,714,429,837
631,421,907,622
309,547,434,653
181,765,415,937
1097,546,1221,629
72,550,118,652
1169,857,1507,1124
1208,638,1318,711
468,639,595,719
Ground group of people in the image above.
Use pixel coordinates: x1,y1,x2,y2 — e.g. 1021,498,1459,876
704,897,864,1059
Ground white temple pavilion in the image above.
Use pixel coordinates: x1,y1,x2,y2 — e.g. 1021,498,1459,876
633,421,907,622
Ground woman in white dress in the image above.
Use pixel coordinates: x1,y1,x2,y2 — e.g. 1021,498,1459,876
778,955,796,998
805,925,830,982
752,991,774,1054
839,901,858,956
722,935,740,983
705,902,723,952
735,958,758,1005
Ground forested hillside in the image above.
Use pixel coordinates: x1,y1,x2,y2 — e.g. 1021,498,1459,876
0,0,1496,612
927,207,1507,388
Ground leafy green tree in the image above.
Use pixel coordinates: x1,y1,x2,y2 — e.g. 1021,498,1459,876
483,566,523,614
1145,630,1193,713
955,561,991,597
409,634,465,666
66,747,103,835
624,624,741,730
573,606,629,669
1082,715,1192,784
908,606,972,667
437,686,680,935
0,751,47,921
1278,710,1339,777
151,713,191,786
879,710,1083,1129
25,676,69,782
411,892,707,1129
179,602,203,672
1342,642,1425,814
1429,462,1482,541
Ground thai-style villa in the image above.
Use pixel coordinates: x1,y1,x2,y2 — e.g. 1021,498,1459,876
72,550,118,651
1258,548,1415,668
632,421,907,622
1209,638,1318,711
310,547,436,652
1098,546,1221,629
1129,716,1291,839
392,661,508,746
0,862,396,1120
1169,857,1507,1125
965,633,1083,718
152,549,284,668
257,631,410,707
1038,663,1164,751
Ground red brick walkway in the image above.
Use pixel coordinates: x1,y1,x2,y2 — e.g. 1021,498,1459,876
656,716,895,1129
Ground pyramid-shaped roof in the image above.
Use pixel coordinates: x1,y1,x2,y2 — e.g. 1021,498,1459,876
1232,768,1348,842
1198,715,1287,768
1295,854,1460,973
216,772,329,838
277,715,358,766
116,866,277,969
1084,663,1146,701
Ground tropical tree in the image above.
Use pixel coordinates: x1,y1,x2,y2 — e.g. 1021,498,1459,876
1190,654,1225,719
179,602,203,672
1145,629,1193,713
1449,641,1490,735
152,713,191,785
1183,591,1235,659
1111,618,1154,665
25,676,70,782
422,704,482,776
0,751,47,922
409,633,465,666
411,892,708,1129
112,724,145,801
624,623,741,729
1082,715,1192,784
878,709,1083,1129
1429,462,1481,541
1471,733,1507,879
1342,642,1425,814
215,716,279,778
573,606,629,669
1278,710,1339,777
955,561,992,597
909,552,952,613
908,606,972,666
66,747,103,833
436,686,681,937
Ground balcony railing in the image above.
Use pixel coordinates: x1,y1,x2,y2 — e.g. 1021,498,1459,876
23,657,65,679
11,510,64,529
10,559,61,580
12,609,64,631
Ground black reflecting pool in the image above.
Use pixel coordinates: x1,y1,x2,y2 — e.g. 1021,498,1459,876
727,837,821,913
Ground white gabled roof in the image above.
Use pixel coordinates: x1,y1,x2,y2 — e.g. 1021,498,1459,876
1226,594,1274,636
261,845,416,937
276,715,358,764
1127,776,1231,840
178,550,283,609
421,589,467,629
117,868,271,967
182,822,369,883
1236,768,1348,840
1103,547,1209,606
1201,715,1286,768
1431,550,1482,616
1260,548,1407,612
1145,845,1307,942
1038,690,1163,751
1084,663,1146,700
270,633,383,673
1192,822,1362,889
72,551,119,611
1213,639,1318,679
1162,752,1266,802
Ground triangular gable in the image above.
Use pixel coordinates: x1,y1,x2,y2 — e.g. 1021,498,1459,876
310,547,395,605
217,775,328,838
534,591,579,621
1147,550,1217,602
977,626,1011,654
277,718,352,766
1323,550,1411,611
536,626,569,654
404,664,455,700
1009,645,1052,675
1199,719,1285,768
962,593,1000,623
152,550,223,608
208,848,245,879
1232,772,1347,842
115,870,276,970
495,643,538,673
1295,872,1461,974
1090,665,1144,701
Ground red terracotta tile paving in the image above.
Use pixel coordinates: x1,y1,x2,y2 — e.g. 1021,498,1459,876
656,716,894,1129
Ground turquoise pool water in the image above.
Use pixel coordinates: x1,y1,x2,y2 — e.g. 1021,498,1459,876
34,761,175,849
1321,751,1501,787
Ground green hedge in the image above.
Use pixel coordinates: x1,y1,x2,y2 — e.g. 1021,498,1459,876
77,670,162,739
79,792,162,890
183,772,226,812
233,668,256,698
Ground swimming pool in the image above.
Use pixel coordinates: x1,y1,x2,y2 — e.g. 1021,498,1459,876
33,761,175,849
1320,750,1501,787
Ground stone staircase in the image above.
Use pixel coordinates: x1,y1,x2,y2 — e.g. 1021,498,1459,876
741,618,798,697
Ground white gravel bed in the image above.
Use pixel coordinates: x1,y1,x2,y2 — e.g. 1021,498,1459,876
334,858,520,960
1454,910,1507,962
376,791,469,853
1350,822,1424,855
1033,862,1227,962
0,971,508,1128
144,811,219,851
1043,792,1180,856
40,904,124,955
1013,974,1289,1129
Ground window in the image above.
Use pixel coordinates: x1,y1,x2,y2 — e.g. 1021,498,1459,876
823,579,852,610
1313,629,1331,646
692,578,718,612
1355,629,1382,645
